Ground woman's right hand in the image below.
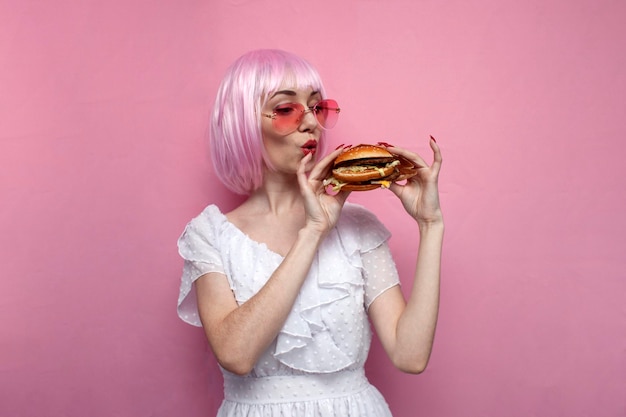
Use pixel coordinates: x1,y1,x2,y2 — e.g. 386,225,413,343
297,148,351,235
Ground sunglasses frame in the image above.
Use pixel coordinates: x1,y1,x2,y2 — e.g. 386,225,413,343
262,99,341,134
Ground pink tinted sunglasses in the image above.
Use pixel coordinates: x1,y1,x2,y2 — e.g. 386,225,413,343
262,99,341,134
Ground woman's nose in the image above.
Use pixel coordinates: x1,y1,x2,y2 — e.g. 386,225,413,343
298,109,318,131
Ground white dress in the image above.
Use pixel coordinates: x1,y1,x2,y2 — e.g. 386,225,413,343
177,202,401,417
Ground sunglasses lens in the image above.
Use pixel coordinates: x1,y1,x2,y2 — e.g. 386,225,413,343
269,100,340,133
314,99,340,129
271,103,305,134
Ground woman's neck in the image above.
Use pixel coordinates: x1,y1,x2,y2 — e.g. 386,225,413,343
246,187,300,216
247,169,304,215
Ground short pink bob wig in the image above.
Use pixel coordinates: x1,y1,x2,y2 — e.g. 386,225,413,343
209,49,329,195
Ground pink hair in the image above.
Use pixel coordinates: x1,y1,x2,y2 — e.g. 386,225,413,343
209,49,329,195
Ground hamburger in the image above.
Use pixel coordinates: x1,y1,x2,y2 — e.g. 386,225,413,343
324,144,419,192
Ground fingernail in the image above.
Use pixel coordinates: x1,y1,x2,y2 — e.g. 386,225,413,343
377,141,394,147
430,135,437,143
334,143,345,150
343,144,352,149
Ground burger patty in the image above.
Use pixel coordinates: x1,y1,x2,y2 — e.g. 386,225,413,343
334,157,395,167
332,159,400,178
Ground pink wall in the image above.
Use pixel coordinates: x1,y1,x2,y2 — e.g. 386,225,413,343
1,1,624,416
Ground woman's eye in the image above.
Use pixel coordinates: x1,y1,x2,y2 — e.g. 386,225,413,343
274,105,297,115
311,101,328,112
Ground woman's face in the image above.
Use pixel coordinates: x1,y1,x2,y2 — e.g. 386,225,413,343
261,86,323,176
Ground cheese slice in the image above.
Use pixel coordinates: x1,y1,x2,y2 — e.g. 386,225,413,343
371,180,392,189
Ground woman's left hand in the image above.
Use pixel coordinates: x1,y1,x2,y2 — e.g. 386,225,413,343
387,138,443,227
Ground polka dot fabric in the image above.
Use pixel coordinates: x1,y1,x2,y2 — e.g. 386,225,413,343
177,203,400,416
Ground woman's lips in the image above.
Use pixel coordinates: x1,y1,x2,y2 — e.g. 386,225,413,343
301,139,318,155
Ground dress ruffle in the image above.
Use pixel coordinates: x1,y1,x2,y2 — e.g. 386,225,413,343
273,228,362,372
271,206,390,373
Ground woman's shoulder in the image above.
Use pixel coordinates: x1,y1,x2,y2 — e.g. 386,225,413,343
187,203,225,226
179,204,228,243
329,202,391,256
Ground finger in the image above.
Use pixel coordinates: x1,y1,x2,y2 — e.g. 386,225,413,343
386,145,429,169
388,181,406,199
297,153,314,191
308,147,343,181
429,137,443,174
388,181,400,195
430,137,442,163
333,188,352,206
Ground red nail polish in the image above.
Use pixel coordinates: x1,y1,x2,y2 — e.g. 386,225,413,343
334,143,345,150
377,141,394,147
343,144,352,149
430,135,437,143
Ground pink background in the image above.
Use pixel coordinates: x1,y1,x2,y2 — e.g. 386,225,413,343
1,1,624,416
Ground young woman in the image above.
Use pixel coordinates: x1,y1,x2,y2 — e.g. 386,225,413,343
177,49,443,416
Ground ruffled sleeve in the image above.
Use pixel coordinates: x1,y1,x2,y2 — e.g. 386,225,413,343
337,203,391,255
177,205,226,327
362,242,401,308
338,204,400,308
